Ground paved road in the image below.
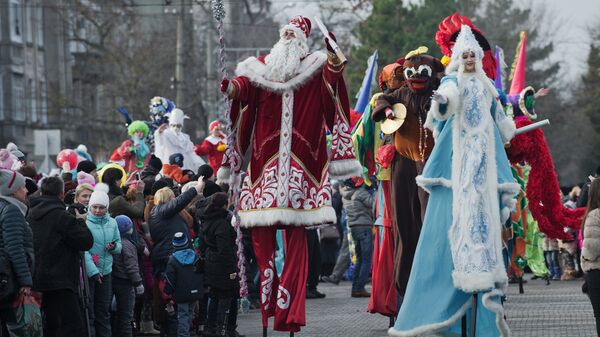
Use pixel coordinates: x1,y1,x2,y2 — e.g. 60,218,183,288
237,277,596,336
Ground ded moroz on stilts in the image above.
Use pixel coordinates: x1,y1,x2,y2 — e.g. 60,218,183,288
212,3,360,335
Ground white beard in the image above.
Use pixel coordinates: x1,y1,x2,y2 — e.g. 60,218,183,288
264,37,309,82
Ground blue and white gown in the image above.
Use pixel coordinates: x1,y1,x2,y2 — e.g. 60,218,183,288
388,73,519,337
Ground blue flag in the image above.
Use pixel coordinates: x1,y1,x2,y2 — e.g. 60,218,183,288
354,50,378,114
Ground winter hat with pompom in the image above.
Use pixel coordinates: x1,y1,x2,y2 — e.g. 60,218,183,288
89,182,110,207
77,171,96,187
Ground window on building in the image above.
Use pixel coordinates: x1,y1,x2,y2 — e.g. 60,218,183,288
0,76,4,121
39,80,47,125
36,5,43,46
12,74,25,121
10,0,22,43
29,78,37,123
25,5,32,43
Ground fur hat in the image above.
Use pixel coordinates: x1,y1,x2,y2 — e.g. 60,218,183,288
89,183,110,207
77,171,96,187
77,160,97,174
172,232,188,249
0,169,25,196
197,164,214,180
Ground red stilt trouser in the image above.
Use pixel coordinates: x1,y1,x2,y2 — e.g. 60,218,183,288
368,180,398,316
252,226,307,333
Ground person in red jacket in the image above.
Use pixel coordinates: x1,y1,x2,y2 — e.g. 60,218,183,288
194,121,227,172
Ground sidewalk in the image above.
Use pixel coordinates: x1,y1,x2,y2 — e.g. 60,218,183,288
237,278,595,336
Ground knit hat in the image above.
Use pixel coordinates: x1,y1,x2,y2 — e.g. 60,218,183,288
169,153,184,168
115,215,133,235
77,171,96,187
148,155,162,171
0,169,25,196
172,232,188,249
197,164,214,180
203,180,223,198
89,183,110,207
77,160,97,174
6,143,24,160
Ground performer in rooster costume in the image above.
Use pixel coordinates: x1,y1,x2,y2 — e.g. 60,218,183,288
109,120,151,173
389,25,518,337
353,60,405,318
194,120,228,172
219,16,360,333
372,47,444,299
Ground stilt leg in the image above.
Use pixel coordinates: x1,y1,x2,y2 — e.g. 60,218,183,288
469,294,478,337
461,315,467,337
290,332,295,337
263,327,267,337
389,316,395,328
518,276,524,294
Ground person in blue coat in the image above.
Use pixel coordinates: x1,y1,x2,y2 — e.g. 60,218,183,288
389,25,519,337
84,183,122,337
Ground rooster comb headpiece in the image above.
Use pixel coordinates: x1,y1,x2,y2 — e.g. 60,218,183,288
435,13,496,80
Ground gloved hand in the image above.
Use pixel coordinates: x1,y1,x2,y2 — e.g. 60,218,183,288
432,91,448,104
220,79,230,94
91,274,102,284
135,283,145,295
325,32,337,54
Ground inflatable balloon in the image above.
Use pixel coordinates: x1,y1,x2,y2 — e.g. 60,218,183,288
56,149,79,171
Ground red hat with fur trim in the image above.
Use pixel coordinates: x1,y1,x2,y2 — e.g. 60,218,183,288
289,16,311,38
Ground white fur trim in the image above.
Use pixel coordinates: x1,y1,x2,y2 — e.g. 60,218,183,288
452,271,507,293
497,117,516,144
482,288,511,337
239,206,336,228
205,135,226,145
329,159,362,181
499,182,520,224
428,81,459,122
216,166,230,185
235,51,328,94
415,175,452,193
387,299,471,337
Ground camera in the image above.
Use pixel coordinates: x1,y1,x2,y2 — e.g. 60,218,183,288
67,203,88,216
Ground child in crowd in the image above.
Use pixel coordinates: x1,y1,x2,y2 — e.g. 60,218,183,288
112,215,145,337
164,232,204,337
85,183,122,337
162,153,191,184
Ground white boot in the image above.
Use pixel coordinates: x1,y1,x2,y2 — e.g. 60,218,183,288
139,321,160,335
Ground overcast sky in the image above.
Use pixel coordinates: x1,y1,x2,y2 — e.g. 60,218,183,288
272,0,600,80
532,0,600,80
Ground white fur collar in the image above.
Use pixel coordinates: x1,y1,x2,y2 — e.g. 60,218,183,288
235,51,328,94
205,135,226,145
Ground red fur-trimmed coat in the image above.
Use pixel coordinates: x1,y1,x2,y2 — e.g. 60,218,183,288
223,51,360,228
